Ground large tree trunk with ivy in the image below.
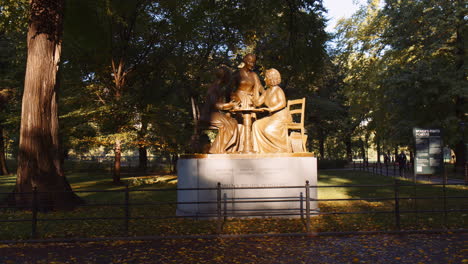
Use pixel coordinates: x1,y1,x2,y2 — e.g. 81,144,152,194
6,0,83,210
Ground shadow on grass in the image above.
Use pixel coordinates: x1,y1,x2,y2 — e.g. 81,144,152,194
0,170,466,240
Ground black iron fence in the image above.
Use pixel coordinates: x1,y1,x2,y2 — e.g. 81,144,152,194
0,180,466,241
353,160,410,177
352,161,468,184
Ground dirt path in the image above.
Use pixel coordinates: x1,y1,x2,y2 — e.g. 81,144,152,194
0,233,465,263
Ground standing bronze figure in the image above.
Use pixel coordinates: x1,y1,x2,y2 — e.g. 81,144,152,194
231,54,264,109
229,54,264,152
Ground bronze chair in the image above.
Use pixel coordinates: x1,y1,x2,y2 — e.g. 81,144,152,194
286,98,307,153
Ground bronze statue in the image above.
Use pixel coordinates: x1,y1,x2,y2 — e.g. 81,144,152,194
231,54,264,109
198,67,239,154
251,68,292,153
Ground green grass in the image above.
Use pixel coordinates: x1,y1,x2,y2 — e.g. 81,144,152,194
443,163,466,180
0,169,466,240
317,170,467,232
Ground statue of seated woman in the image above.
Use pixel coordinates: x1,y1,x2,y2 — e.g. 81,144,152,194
252,68,292,153
198,67,239,154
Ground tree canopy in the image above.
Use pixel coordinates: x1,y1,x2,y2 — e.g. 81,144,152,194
0,0,466,197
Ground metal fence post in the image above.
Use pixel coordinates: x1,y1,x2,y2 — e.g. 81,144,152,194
216,182,222,234
124,185,130,236
305,181,311,234
394,179,401,231
300,192,304,221
31,187,38,239
223,193,227,222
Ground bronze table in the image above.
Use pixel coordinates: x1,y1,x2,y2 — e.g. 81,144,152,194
230,108,265,153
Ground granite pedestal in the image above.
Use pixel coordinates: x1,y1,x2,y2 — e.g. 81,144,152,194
176,153,318,218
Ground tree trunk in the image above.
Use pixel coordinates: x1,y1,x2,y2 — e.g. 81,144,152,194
7,0,83,210
318,128,325,159
171,153,178,174
138,145,147,172
113,139,122,184
345,136,352,162
376,137,381,163
137,117,148,172
454,140,466,170
360,139,366,161
0,126,9,175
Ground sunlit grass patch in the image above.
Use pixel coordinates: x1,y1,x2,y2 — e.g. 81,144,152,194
0,170,466,240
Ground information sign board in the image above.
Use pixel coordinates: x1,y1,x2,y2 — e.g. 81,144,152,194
413,128,443,175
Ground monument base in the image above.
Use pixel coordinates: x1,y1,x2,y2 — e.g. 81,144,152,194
176,153,318,218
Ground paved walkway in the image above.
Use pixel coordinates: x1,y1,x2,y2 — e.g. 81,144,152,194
0,233,465,263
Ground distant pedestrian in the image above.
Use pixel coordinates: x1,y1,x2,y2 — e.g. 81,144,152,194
384,154,390,165
397,151,407,177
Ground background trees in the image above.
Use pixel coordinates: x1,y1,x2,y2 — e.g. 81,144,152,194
330,0,466,166
0,0,465,208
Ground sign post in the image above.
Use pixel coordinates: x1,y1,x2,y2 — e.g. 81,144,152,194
413,128,443,176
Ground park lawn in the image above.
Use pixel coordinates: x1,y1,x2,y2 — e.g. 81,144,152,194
0,170,466,240
443,163,466,180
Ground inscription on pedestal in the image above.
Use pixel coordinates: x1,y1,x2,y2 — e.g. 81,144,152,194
177,154,318,217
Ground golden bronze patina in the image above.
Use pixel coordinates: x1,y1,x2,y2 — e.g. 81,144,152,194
251,68,292,153
231,54,264,109
195,57,308,154
198,67,239,154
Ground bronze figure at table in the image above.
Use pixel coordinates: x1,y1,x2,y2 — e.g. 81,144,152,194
198,67,239,154
251,68,291,153
197,56,303,154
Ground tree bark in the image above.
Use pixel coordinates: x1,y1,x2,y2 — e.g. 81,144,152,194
113,139,122,184
360,139,366,161
138,146,148,172
376,136,381,163
345,136,352,162
318,128,325,158
137,117,148,172
171,153,178,174
0,126,9,175
7,0,83,210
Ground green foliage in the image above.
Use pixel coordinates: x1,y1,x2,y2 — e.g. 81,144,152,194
51,0,329,160
330,0,467,162
0,0,28,162
379,0,467,149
